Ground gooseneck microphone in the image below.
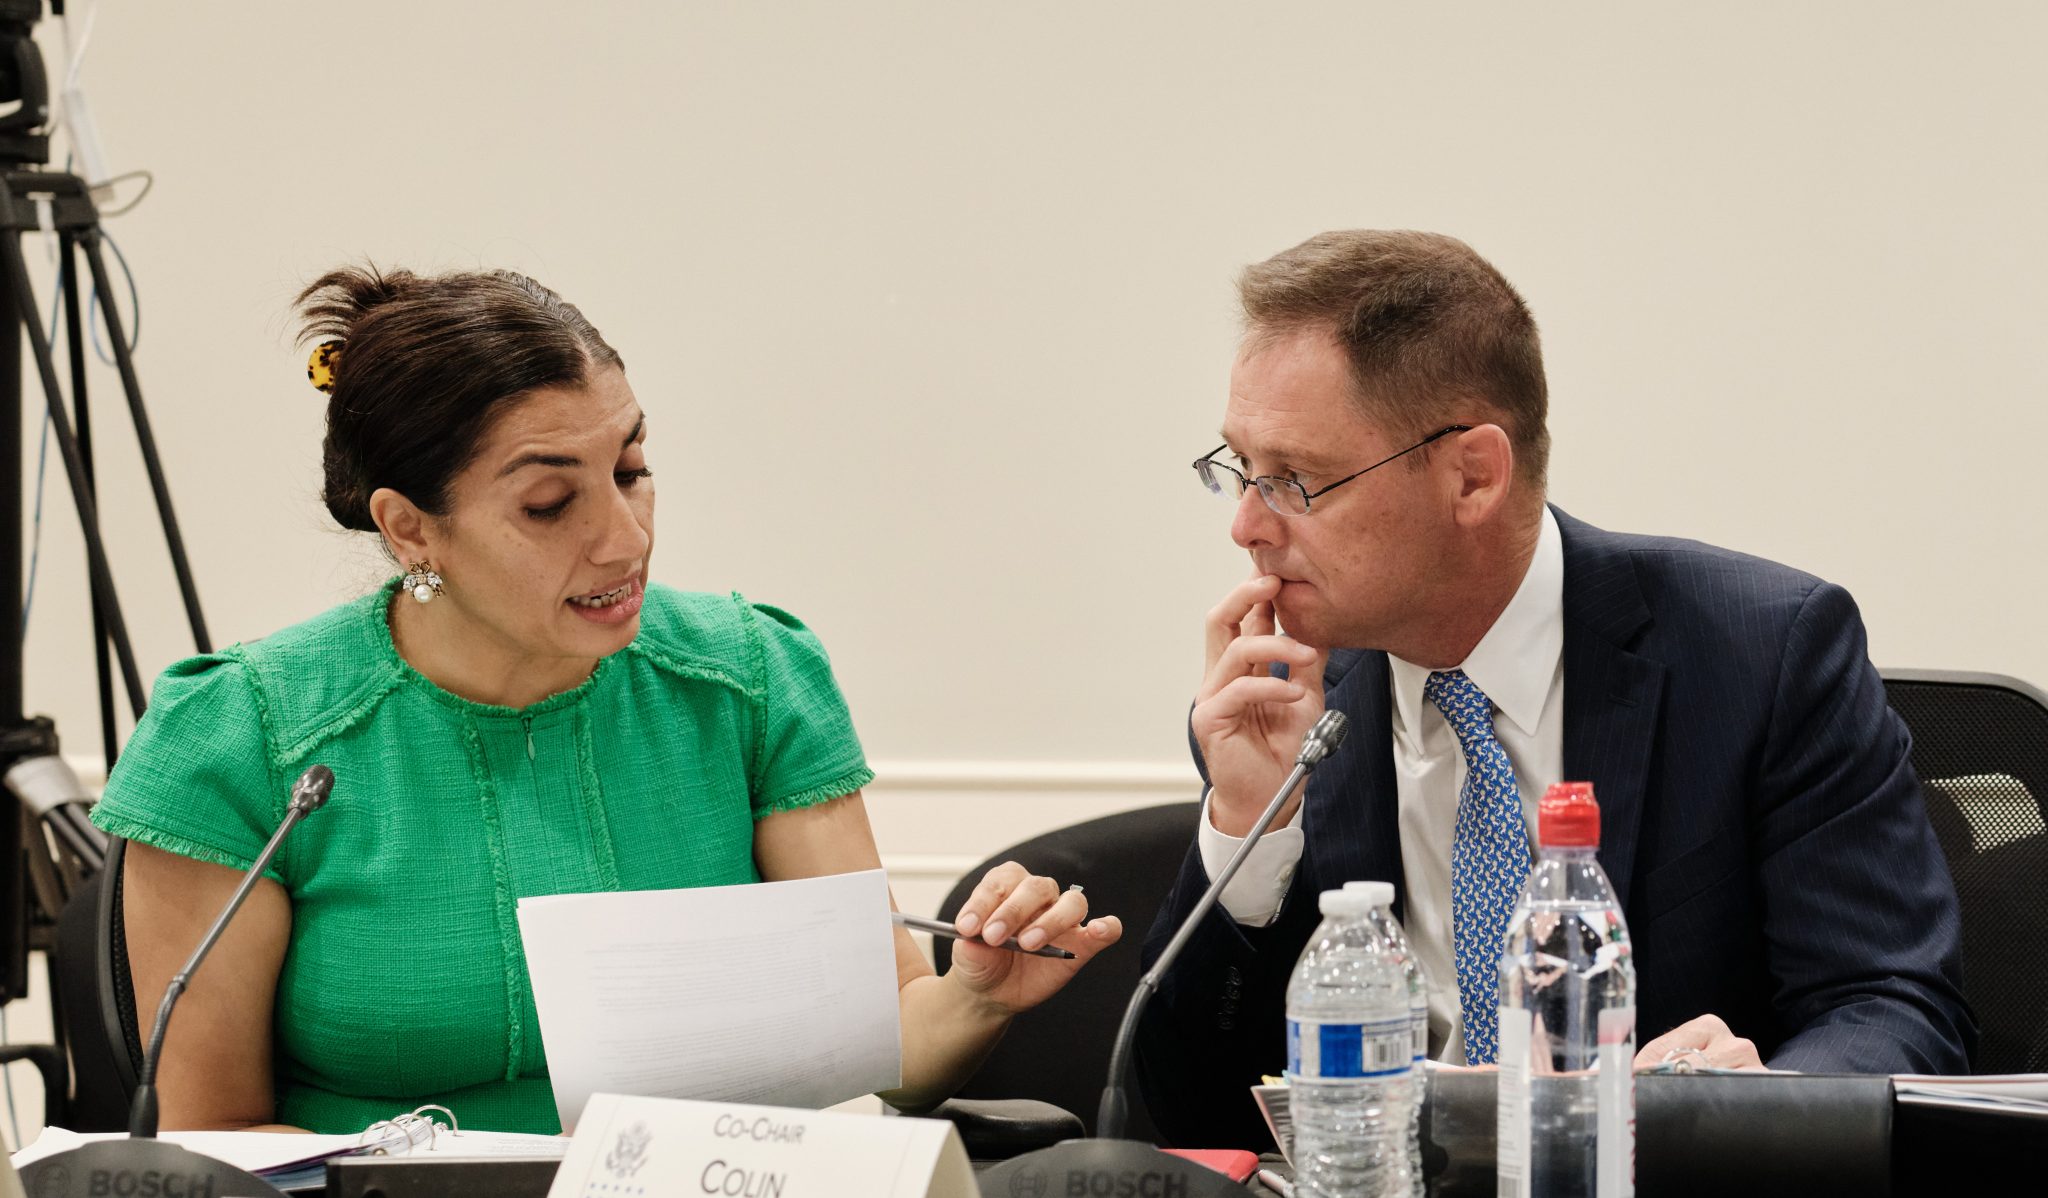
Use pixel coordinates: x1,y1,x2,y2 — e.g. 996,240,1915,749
21,766,336,1198
1096,710,1350,1140
979,715,1350,1198
128,763,334,1139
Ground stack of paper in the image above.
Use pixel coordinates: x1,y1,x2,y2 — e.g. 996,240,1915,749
1893,1073,2048,1118
517,868,905,1130
9,1128,567,1192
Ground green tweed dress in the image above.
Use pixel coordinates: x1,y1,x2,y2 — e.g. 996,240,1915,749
90,580,874,1134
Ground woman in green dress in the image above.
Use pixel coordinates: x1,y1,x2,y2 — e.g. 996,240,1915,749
90,265,1121,1134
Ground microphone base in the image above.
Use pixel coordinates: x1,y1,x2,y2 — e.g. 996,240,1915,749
976,1138,1255,1197
19,1140,288,1198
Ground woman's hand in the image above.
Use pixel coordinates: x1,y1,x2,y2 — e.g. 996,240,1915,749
943,861,1123,1015
753,792,1123,1108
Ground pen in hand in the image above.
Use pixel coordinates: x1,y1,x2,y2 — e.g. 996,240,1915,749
892,911,1078,960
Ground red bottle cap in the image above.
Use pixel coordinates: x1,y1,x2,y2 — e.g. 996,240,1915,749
1538,782,1600,847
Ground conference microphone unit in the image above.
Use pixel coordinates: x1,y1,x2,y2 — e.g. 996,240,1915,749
20,764,336,1198
981,711,1351,1198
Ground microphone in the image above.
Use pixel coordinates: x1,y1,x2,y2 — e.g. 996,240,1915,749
21,765,335,1198
129,764,333,1138
1097,710,1348,1138
979,713,1351,1198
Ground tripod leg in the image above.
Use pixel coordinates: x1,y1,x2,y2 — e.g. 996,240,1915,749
0,186,24,1009
79,232,210,655
0,231,147,717
0,203,21,731
60,236,120,770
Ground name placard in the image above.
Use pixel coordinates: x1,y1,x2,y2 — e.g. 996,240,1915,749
548,1093,975,1198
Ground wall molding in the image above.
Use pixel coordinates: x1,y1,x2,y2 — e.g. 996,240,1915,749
876,852,985,880
864,759,1197,793
63,756,1199,794
861,759,1201,908
59,754,1198,912
64,756,108,791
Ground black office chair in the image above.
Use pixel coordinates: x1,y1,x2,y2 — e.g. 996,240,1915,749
0,1043,64,1133
1882,670,2048,1074
50,835,143,1131
927,801,1200,1145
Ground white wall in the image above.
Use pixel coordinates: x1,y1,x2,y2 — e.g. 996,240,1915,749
5,0,2046,1144
22,0,2042,778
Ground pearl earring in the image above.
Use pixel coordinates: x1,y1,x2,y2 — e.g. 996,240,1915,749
402,562,445,604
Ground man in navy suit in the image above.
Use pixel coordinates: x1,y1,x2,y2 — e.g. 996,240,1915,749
1137,230,1973,1149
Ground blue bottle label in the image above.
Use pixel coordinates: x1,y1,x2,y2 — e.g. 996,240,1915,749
1287,1017,1412,1080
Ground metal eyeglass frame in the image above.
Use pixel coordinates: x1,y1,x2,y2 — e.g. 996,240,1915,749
1193,424,1473,515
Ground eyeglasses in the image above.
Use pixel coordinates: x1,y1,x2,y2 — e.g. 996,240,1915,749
1193,425,1472,516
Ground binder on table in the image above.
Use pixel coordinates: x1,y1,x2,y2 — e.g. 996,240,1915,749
247,1104,565,1192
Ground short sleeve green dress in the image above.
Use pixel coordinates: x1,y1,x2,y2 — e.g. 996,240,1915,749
89,580,874,1134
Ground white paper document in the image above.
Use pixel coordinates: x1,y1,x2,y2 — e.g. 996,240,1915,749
9,1126,567,1186
1893,1073,2048,1117
9,1128,360,1174
518,869,903,1130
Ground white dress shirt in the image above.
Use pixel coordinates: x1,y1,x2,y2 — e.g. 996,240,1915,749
1198,506,1565,1064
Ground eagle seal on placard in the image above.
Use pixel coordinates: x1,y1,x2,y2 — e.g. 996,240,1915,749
605,1120,652,1179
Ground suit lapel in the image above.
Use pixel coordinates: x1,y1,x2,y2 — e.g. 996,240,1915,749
1555,508,1666,908
1301,510,1666,916
1301,648,1408,918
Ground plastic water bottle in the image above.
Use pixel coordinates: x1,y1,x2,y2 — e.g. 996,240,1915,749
1347,880,1430,1198
1497,783,1636,1198
1287,886,1419,1198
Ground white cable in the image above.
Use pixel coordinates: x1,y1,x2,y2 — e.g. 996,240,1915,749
1,1006,23,1153
65,2,102,91
31,195,55,267
54,9,71,133
56,2,125,197
51,2,87,138
21,254,74,639
95,169,154,218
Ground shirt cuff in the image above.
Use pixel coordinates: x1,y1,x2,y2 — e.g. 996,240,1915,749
1196,788,1306,927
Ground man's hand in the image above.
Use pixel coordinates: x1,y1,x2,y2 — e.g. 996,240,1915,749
1194,574,1330,837
1636,1014,1767,1071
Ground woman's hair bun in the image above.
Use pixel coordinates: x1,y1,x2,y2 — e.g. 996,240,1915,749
294,262,623,536
296,265,422,350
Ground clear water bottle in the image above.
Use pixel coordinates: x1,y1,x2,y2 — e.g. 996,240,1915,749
1287,886,1419,1198
1347,880,1430,1198
1497,783,1636,1198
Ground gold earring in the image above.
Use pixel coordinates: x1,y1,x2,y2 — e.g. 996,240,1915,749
402,562,445,604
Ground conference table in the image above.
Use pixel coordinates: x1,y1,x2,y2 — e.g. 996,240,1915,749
308,1069,2042,1197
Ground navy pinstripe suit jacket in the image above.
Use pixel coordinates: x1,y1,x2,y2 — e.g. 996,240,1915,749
1136,508,1975,1149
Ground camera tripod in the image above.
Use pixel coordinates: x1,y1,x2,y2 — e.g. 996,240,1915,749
0,165,211,1125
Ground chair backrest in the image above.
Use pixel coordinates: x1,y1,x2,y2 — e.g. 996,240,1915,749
51,835,143,1130
1881,670,2048,1073
933,802,1201,1142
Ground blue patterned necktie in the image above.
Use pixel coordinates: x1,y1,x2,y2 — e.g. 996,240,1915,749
1423,668,1531,1065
